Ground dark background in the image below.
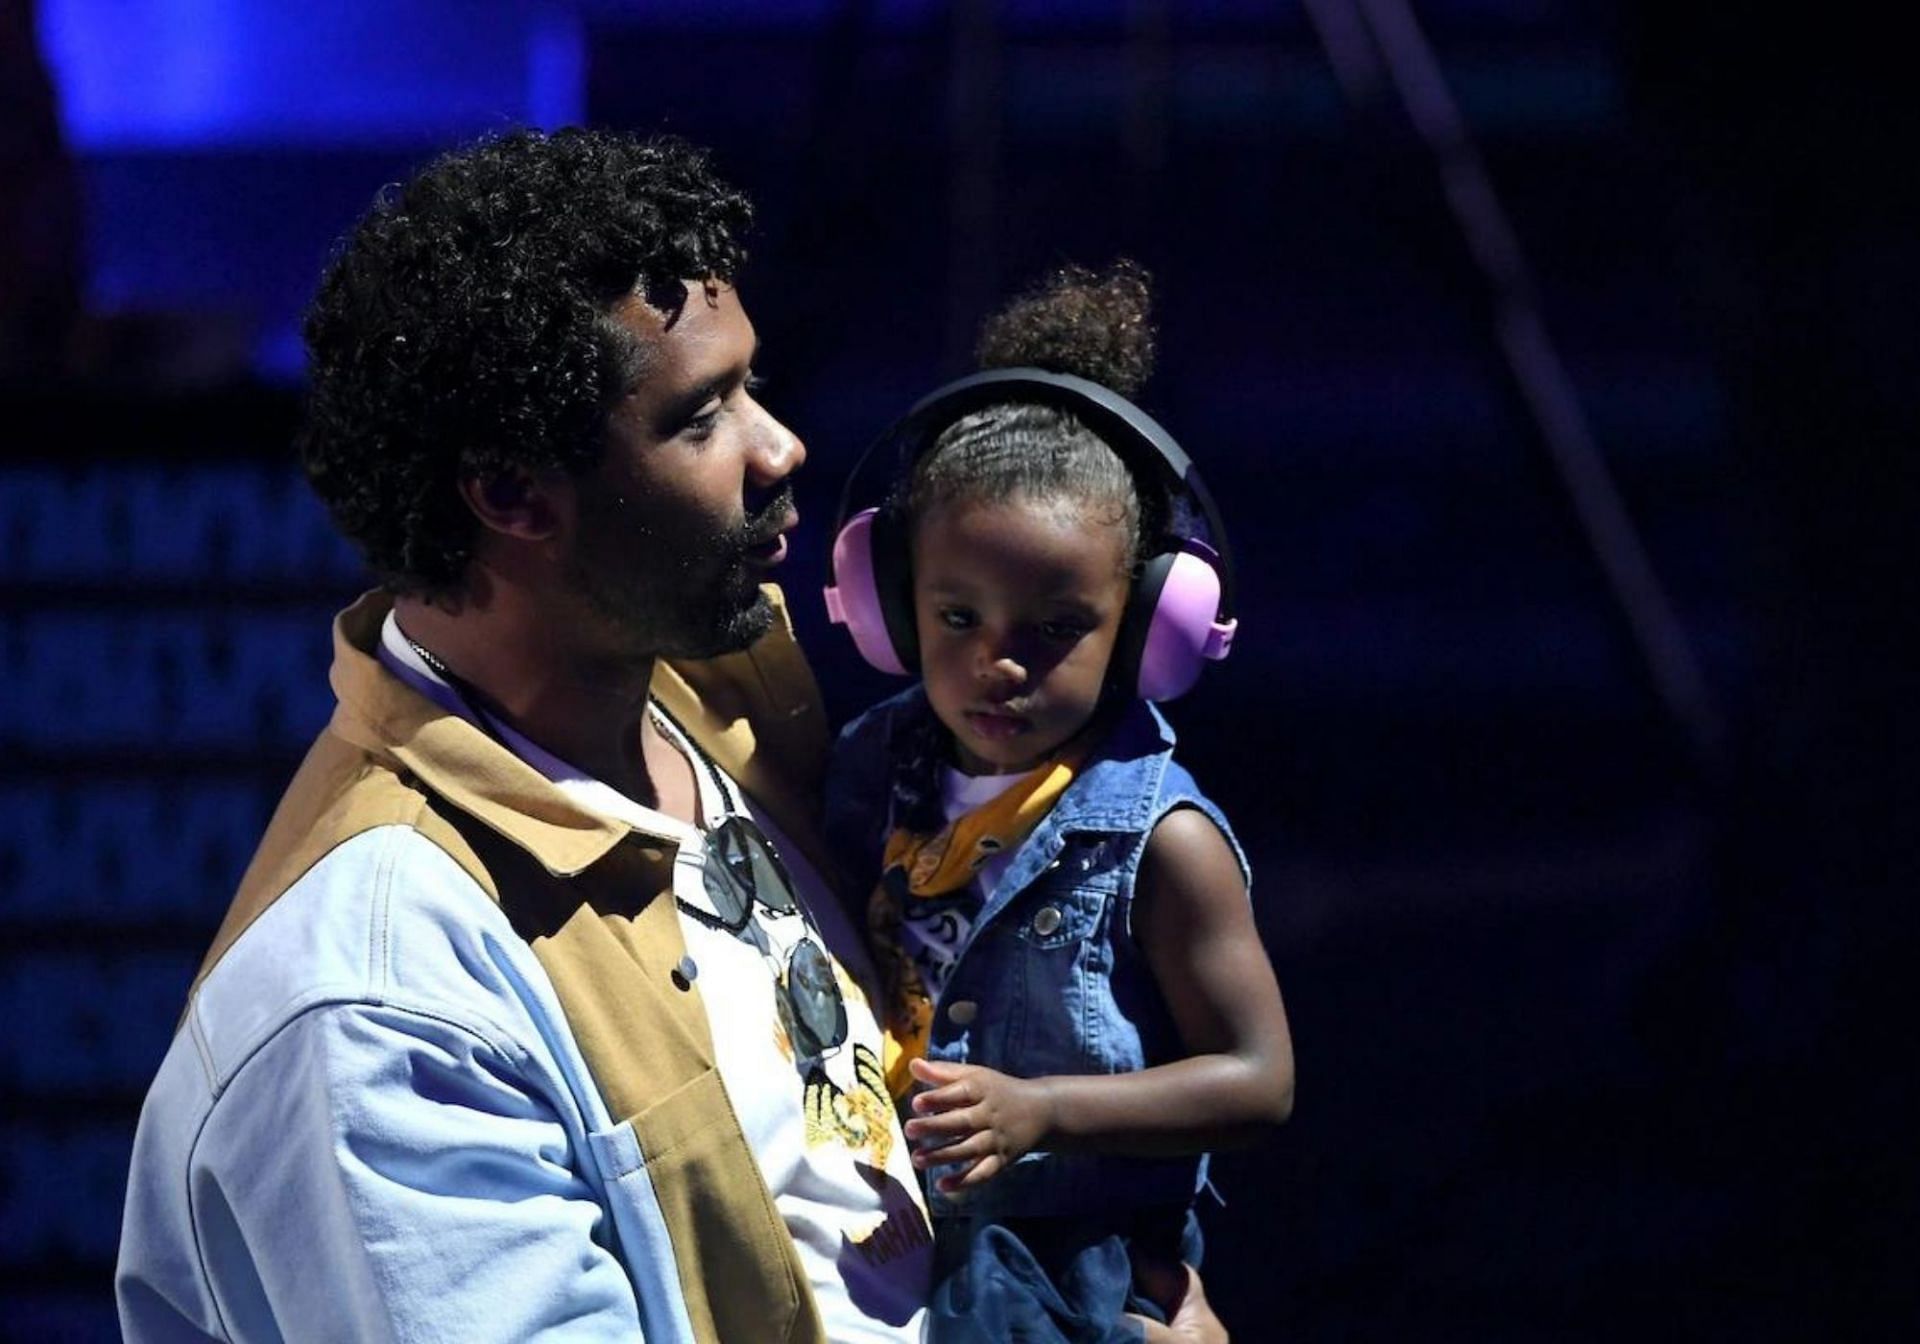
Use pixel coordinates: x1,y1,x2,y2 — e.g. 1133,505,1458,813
3,1,1913,1339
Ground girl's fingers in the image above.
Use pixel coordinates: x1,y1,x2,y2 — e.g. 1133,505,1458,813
908,1080,978,1114
903,1108,978,1140
907,1056,967,1085
936,1154,1004,1192
952,1154,1003,1189
910,1130,994,1169
908,1087,956,1115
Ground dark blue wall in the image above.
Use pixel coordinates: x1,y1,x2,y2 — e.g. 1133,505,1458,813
5,2,1912,1338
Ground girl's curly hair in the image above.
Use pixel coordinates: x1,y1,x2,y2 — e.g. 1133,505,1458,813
975,258,1155,398
905,260,1163,565
298,128,752,596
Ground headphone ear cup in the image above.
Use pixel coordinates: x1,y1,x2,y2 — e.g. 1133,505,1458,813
825,506,921,675
1121,548,1227,702
1111,552,1172,702
825,508,913,675
870,504,920,671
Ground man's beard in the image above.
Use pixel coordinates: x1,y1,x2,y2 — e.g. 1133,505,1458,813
565,487,790,660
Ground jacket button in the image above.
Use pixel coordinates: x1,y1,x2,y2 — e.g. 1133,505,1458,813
672,954,699,989
1031,905,1064,936
946,1000,978,1025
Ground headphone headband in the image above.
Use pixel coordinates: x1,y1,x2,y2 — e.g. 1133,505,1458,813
830,367,1236,621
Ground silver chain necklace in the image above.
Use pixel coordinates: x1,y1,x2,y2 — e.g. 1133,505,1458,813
401,632,453,680
404,629,734,825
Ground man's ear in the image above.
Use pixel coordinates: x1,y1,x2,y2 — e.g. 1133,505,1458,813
458,467,569,541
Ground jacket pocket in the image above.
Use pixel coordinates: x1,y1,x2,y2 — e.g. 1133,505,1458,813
596,1067,815,1344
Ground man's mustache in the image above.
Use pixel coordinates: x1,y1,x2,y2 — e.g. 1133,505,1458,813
738,486,796,550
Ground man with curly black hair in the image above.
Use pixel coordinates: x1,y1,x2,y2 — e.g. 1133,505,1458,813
298,127,782,656
116,128,936,1344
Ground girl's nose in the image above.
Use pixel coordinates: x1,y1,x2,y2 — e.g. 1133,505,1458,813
979,652,1027,689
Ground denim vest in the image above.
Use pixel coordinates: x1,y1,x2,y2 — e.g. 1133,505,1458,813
825,686,1250,1224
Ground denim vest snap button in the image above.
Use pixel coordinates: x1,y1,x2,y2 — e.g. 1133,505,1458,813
946,999,978,1025
1031,905,1064,936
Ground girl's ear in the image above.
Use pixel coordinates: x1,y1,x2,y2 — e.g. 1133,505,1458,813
458,467,567,541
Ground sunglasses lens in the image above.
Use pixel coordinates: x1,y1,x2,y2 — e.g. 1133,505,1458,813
744,834,795,913
782,937,847,1061
691,812,837,1068
714,817,796,912
702,826,753,928
699,816,799,932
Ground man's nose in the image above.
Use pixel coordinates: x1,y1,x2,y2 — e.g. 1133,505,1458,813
748,409,805,488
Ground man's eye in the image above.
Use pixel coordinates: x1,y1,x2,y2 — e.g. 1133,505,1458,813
682,406,721,438
938,608,976,631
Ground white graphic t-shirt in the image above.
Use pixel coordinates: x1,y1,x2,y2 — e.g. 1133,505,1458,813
380,616,931,1341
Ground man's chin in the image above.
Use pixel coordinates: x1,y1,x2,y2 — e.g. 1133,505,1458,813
664,585,776,660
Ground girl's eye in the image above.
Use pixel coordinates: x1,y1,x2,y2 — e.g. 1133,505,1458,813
1040,620,1090,642
938,607,976,631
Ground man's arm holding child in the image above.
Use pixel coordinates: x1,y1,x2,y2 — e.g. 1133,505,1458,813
904,805,1294,1190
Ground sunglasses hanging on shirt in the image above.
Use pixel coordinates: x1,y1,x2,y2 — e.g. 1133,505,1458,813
648,701,849,1069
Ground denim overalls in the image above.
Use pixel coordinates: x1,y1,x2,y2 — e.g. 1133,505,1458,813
826,687,1250,1341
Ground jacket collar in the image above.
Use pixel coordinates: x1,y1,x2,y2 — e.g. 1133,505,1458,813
973,699,1177,933
1048,698,1179,835
326,587,823,878
326,592,637,876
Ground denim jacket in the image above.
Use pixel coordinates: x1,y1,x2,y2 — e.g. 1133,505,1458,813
825,686,1250,1224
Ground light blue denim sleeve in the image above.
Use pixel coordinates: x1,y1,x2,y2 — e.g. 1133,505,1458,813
189,1000,644,1342
116,825,659,1343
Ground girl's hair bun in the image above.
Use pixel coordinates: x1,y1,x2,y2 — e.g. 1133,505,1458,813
975,260,1156,398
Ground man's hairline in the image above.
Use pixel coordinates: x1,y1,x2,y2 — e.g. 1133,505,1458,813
597,273,739,400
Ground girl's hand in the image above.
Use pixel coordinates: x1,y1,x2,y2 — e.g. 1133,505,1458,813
902,1057,1056,1193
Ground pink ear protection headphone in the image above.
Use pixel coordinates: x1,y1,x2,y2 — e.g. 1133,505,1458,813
823,367,1237,702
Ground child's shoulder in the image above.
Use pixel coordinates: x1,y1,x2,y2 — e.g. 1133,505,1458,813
833,682,932,752
824,686,939,865
1138,749,1252,888
830,685,942,801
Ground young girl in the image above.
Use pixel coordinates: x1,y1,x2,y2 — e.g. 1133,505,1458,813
823,264,1294,1341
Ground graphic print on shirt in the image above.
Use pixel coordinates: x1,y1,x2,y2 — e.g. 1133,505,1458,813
724,872,932,1332
803,1041,897,1168
901,902,973,1001
790,998,932,1285
753,939,901,1183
